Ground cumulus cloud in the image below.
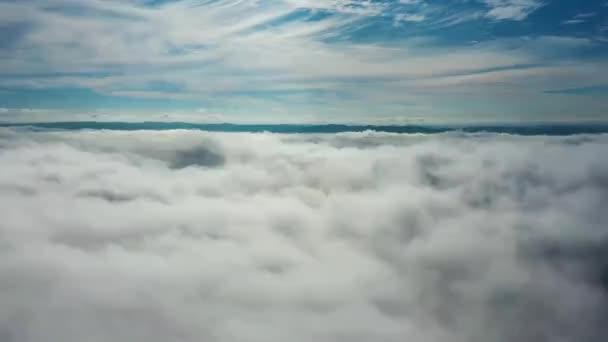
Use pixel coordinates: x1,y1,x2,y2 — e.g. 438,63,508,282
0,128,607,342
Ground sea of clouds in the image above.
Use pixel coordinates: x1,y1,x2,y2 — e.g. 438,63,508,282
0,128,607,342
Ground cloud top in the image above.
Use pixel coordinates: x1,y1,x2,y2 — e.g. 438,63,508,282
0,128,607,342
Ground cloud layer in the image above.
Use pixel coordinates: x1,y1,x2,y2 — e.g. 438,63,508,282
0,128,607,342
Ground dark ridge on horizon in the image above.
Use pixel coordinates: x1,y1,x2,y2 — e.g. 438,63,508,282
2,121,608,136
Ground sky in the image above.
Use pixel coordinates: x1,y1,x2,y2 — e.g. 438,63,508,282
0,0,608,123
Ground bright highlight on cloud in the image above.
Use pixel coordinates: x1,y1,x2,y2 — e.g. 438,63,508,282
0,128,607,342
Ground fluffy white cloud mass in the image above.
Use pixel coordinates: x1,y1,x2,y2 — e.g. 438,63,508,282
0,128,607,342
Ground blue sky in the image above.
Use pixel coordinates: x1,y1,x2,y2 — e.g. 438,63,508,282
0,0,607,123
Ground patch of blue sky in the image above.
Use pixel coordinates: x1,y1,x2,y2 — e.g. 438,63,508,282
486,1,608,39
39,2,142,20
343,0,608,47
0,71,121,79
545,85,608,95
0,88,202,110
247,7,336,34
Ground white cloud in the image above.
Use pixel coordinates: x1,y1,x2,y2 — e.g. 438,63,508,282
561,12,597,25
285,0,387,16
394,13,426,24
0,0,573,101
0,128,607,342
562,19,585,25
575,12,597,19
482,0,544,21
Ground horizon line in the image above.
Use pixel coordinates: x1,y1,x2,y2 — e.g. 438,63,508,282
3,121,608,136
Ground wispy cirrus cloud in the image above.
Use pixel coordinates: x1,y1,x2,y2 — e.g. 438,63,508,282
0,0,607,122
481,0,545,21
